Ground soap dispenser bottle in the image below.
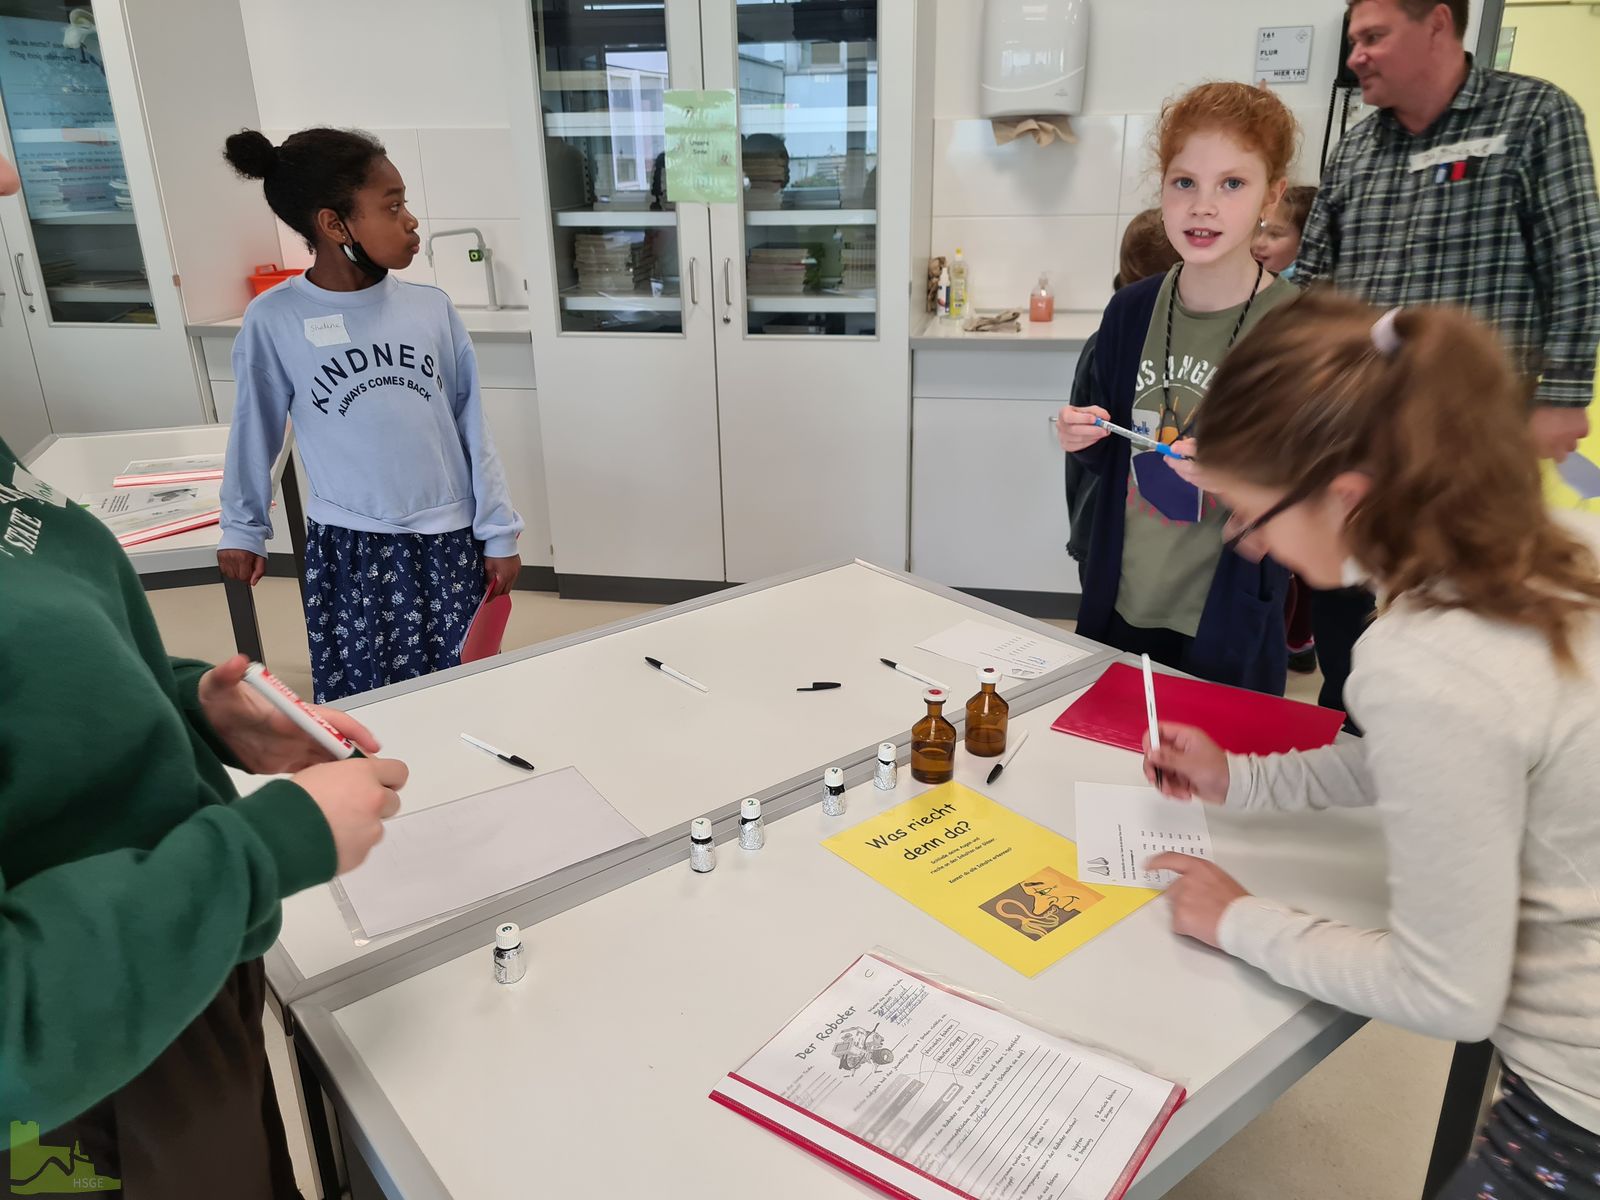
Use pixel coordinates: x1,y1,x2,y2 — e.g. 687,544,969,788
1030,274,1055,323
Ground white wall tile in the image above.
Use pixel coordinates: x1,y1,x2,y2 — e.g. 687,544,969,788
930,215,1118,313
1119,114,1160,214
417,129,519,220
931,115,1125,218
426,218,526,310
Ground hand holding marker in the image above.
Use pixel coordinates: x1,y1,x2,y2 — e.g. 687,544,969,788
1093,417,1189,461
243,662,360,759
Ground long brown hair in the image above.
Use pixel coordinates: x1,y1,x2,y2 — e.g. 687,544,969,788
1197,290,1600,667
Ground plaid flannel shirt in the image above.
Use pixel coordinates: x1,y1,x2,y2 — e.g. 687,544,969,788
1299,60,1600,407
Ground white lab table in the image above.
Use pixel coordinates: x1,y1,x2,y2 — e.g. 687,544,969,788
24,423,302,661
261,562,1115,1009
289,674,1390,1200
261,561,1487,1200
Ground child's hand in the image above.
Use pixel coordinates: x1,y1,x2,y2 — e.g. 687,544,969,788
1056,406,1111,453
1142,722,1230,804
218,549,267,586
1146,854,1249,948
1168,438,1205,487
485,554,521,598
198,654,381,773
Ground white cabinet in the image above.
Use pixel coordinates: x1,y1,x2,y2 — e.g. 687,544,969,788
0,0,279,434
909,345,1084,607
503,0,928,588
480,387,556,571
0,271,49,452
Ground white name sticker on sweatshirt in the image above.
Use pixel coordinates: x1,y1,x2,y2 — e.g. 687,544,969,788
304,314,351,347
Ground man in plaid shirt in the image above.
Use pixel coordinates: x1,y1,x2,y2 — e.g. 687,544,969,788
1296,0,1600,715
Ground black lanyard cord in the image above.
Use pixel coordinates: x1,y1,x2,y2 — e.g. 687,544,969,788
1160,259,1266,440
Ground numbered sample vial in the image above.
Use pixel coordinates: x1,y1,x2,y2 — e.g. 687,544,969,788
689,816,716,873
874,742,898,791
738,797,765,850
823,766,847,816
493,922,526,985
911,688,957,784
964,666,1009,757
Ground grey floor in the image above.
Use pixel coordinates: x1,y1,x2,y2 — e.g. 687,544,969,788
146,577,1456,1200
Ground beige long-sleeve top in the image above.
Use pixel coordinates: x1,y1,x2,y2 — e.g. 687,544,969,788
1218,599,1600,1132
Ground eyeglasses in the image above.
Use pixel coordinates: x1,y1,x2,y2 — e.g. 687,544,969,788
1223,478,1323,552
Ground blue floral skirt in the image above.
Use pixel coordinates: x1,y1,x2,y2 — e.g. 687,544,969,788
302,521,484,703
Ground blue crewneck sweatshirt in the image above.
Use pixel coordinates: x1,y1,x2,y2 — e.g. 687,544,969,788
219,274,523,558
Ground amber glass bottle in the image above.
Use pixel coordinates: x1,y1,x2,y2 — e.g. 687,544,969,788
964,666,1008,757
911,688,958,784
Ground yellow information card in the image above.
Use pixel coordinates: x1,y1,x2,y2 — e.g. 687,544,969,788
823,782,1158,977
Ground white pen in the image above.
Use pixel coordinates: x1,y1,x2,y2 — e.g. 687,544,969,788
243,662,357,760
645,656,709,693
986,730,1030,785
1141,654,1164,788
460,733,535,771
879,657,947,693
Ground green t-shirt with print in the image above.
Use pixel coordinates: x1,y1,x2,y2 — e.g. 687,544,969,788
1116,267,1296,636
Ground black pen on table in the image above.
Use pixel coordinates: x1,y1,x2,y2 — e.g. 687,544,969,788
460,733,535,771
986,731,1030,785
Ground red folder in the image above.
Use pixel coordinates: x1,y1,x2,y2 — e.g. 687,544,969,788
1053,661,1345,755
458,586,512,664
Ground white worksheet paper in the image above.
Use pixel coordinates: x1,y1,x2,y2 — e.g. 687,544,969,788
713,953,1183,1200
1074,783,1213,889
915,620,1091,680
335,767,643,938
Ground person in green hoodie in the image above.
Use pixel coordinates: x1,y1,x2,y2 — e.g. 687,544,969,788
0,173,411,1198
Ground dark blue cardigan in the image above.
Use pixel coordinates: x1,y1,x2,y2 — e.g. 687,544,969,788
1072,274,1289,696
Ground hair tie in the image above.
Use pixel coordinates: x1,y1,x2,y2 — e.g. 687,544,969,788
1371,307,1403,357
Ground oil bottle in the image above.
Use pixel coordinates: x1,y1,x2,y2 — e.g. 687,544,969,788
911,688,957,784
964,666,1008,757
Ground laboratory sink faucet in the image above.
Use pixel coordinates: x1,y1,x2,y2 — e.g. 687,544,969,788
425,227,500,311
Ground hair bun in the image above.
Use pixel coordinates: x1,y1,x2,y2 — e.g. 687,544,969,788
224,130,278,180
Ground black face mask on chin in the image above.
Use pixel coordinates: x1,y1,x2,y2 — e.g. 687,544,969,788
340,237,389,281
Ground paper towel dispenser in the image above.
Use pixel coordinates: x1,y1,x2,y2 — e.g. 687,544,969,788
980,0,1090,119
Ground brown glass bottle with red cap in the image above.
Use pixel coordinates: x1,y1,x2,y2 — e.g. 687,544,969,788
911,687,957,784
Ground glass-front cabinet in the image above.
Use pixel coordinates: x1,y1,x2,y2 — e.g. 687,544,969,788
533,0,683,334
734,0,877,337
0,0,155,326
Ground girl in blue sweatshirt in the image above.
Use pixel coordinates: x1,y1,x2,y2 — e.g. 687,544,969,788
219,128,523,702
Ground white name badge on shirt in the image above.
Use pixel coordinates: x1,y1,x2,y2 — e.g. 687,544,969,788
7,463,67,506
1408,134,1509,173
304,314,351,347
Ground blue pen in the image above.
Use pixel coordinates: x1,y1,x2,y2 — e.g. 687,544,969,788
1093,417,1189,460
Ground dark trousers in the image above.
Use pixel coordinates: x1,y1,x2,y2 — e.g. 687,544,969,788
1103,610,1192,676
1433,1071,1600,1199
1310,585,1376,716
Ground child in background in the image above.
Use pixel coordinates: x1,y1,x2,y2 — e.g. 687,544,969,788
219,128,523,703
1144,292,1600,1198
1253,184,1320,672
1252,184,1317,279
1064,210,1182,572
1057,83,1299,694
